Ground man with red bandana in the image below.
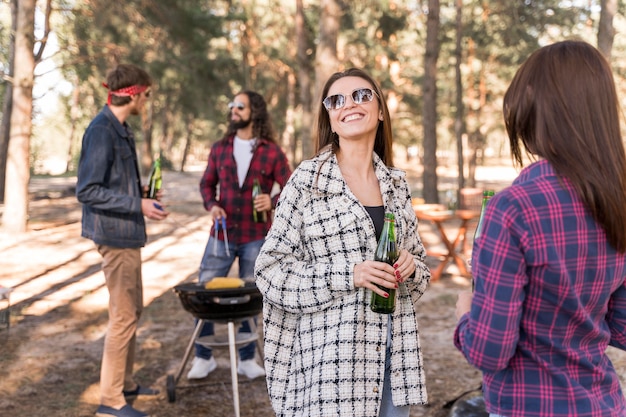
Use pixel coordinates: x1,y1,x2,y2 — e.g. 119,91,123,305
77,64,168,417
186,91,292,380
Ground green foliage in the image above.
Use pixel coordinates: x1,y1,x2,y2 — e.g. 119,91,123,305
20,0,617,173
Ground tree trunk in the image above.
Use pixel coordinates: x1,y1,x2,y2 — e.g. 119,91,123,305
296,0,314,161
313,0,341,156
2,0,36,233
465,37,476,187
281,71,296,166
598,0,616,59
0,0,17,203
422,0,440,203
161,103,173,161
181,115,193,173
454,0,465,201
65,78,80,173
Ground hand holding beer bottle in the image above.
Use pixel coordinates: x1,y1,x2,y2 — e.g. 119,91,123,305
147,154,162,199
370,213,399,314
252,178,268,223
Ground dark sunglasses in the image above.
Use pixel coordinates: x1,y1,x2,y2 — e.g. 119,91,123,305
144,90,151,98
323,88,379,111
228,101,246,110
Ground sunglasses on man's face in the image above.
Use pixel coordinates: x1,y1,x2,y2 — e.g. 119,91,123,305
322,88,379,111
228,101,246,110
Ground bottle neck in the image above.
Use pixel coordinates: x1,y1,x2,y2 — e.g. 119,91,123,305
382,219,395,239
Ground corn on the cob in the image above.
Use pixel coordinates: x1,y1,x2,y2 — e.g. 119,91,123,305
204,277,245,289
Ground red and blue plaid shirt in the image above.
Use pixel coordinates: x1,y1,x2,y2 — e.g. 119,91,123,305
199,135,292,245
455,160,626,417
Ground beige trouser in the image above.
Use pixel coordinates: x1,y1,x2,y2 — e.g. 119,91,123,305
97,245,143,408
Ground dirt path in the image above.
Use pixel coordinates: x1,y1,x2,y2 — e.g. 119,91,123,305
1,167,624,417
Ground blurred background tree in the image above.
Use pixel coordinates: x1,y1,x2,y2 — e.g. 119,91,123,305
0,0,623,233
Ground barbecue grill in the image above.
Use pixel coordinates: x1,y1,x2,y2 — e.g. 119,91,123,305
174,281,263,320
167,281,263,417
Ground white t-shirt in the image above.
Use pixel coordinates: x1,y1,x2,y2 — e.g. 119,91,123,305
233,135,257,187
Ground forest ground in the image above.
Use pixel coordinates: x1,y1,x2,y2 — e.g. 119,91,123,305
1,159,624,417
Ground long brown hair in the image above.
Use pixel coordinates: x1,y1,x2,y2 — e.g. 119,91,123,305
224,90,277,143
314,68,394,166
503,40,626,251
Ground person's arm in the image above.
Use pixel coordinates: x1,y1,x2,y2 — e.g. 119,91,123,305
199,146,220,212
76,125,141,214
454,194,527,372
607,281,626,350
396,176,430,298
255,171,355,314
270,146,292,208
251,145,292,214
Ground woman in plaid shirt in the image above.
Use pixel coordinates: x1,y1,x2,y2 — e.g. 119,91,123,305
255,68,431,416
455,41,626,417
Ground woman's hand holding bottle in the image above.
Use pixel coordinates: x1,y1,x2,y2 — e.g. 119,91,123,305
353,249,414,300
353,259,398,295
393,248,416,283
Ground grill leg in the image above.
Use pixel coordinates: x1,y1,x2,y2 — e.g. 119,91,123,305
228,321,240,417
173,319,205,384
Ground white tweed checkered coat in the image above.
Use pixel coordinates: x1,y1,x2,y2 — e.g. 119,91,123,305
255,149,431,417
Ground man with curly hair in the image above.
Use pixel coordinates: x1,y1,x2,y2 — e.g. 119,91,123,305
186,91,292,380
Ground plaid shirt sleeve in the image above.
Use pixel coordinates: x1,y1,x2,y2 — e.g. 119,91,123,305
261,142,291,209
454,189,528,371
607,281,626,350
199,142,221,212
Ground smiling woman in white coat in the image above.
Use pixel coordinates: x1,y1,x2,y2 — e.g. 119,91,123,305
255,68,431,417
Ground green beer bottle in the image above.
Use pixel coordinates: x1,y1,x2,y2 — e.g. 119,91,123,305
147,155,162,199
252,178,267,223
473,190,494,241
370,213,399,314
471,189,494,291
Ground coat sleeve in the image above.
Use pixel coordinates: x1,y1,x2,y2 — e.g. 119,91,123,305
396,177,431,301
255,172,354,315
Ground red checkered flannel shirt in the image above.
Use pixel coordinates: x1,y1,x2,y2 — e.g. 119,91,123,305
199,134,292,245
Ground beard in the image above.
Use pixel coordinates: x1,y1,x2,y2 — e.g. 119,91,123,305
229,116,252,130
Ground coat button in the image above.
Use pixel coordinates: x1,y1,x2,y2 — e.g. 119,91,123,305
376,346,381,352
373,387,379,393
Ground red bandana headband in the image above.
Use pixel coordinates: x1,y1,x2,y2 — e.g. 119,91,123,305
102,83,149,105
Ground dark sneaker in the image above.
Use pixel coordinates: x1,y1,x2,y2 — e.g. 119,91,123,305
95,404,149,417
